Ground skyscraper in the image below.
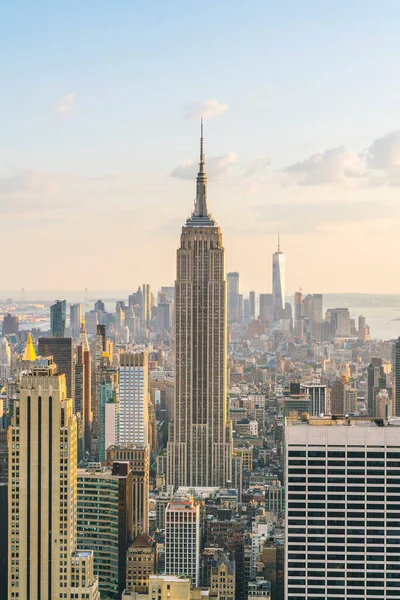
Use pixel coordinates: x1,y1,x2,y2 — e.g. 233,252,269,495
227,272,242,323
75,341,91,458
50,299,67,337
38,337,75,400
249,291,256,320
8,362,100,599
77,462,132,599
392,338,400,416
285,414,400,600
272,236,285,321
70,303,82,341
167,123,232,488
259,293,273,324
119,351,149,446
294,291,303,338
165,495,200,586
105,445,149,537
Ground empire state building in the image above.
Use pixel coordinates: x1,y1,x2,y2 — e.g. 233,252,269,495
167,123,233,488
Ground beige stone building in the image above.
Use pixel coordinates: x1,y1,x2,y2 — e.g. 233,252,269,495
167,123,232,488
126,533,157,592
210,553,235,600
8,363,99,599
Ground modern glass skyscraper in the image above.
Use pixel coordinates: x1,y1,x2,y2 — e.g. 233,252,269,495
50,299,66,337
167,122,232,488
272,236,285,321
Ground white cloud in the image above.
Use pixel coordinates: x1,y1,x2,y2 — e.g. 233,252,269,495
183,99,228,121
58,93,76,117
242,156,271,177
285,146,365,186
367,131,400,169
171,152,237,181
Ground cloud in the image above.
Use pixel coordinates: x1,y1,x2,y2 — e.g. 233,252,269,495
242,156,271,177
367,131,400,169
183,99,228,121
171,152,237,181
252,199,400,233
285,147,365,186
58,93,76,117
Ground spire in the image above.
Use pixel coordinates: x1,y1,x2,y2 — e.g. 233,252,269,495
195,118,208,218
22,333,37,362
79,317,89,351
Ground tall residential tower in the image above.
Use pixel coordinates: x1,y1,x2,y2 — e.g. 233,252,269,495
167,122,232,488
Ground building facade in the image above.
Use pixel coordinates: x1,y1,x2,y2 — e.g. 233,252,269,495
165,496,200,586
8,363,99,599
167,124,233,489
285,415,400,600
119,351,149,446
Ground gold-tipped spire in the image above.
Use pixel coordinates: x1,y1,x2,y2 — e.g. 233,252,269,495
22,333,37,362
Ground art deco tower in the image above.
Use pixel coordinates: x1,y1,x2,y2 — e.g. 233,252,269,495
167,122,232,488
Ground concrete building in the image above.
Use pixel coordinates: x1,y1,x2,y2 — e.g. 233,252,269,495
167,123,233,489
0,337,11,379
285,415,400,600
8,363,99,599
98,358,119,462
77,462,132,599
125,533,156,592
248,579,271,599
119,351,149,446
75,342,91,458
165,495,200,586
105,444,149,537
70,551,100,599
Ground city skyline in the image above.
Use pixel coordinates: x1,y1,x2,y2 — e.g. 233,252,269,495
3,2,400,292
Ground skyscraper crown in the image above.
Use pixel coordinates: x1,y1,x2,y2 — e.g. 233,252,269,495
186,120,215,227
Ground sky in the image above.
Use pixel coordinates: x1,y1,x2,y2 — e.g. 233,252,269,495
2,0,400,295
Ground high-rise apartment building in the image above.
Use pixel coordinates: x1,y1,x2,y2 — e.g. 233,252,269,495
119,351,149,446
285,414,400,600
38,337,75,400
105,444,149,537
165,495,200,586
392,337,400,416
77,462,132,599
8,363,99,599
50,299,67,337
167,124,232,488
272,236,285,321
70,303,82,341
